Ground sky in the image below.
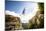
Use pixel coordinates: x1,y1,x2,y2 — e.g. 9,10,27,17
5,1,38,23
5,1,38,14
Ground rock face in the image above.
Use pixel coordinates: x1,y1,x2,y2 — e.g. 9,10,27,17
28,11,44,29
5,14,23,31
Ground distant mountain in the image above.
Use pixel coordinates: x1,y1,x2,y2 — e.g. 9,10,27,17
5,10,36,23
22,23,28,29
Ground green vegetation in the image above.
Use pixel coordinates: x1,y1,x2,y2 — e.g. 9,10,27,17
38,3,44,14
28,3,44,29
5,15,23,30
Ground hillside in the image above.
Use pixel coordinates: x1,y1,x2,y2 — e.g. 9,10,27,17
5,14,23,30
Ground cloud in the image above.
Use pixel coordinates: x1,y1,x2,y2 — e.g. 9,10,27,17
5,10,21,17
